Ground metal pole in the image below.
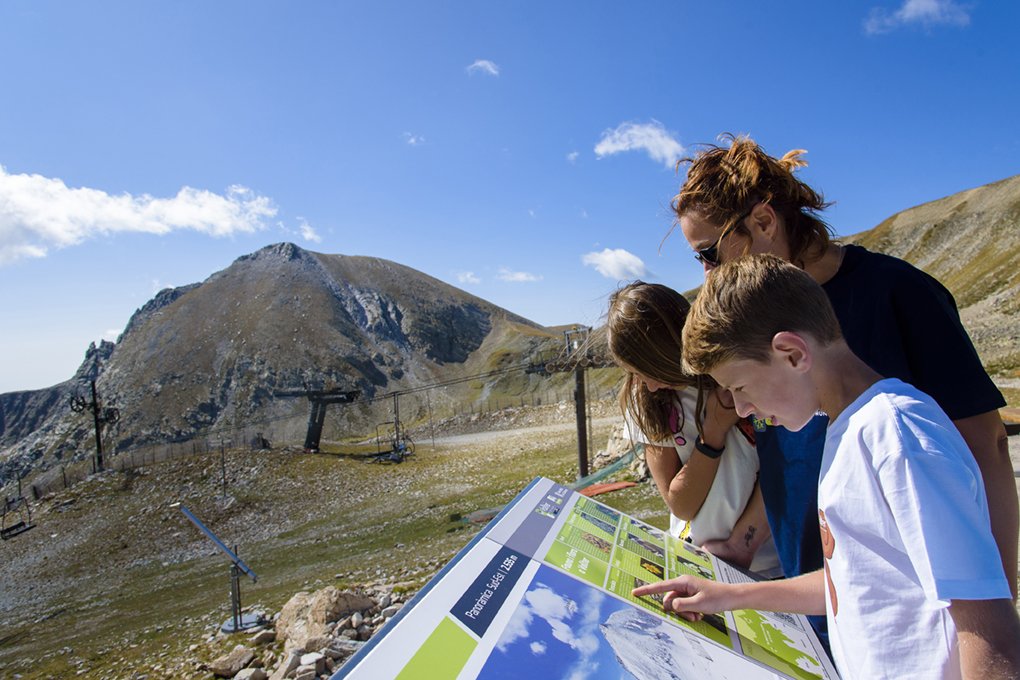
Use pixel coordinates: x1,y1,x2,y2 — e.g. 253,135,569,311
574,366,589,479
426,391,436,451
230,563,241,632
220,440,228,499
175,504,257,580
586,369,594,456
393,394,400,443
90,381,104,472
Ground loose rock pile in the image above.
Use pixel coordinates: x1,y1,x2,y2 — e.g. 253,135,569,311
590,422,648,481
205,583,416,680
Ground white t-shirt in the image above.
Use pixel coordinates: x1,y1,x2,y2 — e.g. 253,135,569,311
625,387,780,577
819,379,1010,680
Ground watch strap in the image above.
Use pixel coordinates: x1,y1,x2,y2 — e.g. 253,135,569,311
694,437,725,459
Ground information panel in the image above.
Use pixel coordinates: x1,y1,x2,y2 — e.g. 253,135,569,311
334,477,839,680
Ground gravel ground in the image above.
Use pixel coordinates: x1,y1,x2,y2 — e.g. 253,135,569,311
0,401,631,679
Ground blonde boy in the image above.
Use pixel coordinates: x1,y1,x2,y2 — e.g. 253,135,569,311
634,255,1019,679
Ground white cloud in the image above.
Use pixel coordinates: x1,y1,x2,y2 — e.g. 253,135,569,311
582,248,648,280
102,328,122,342
594,120,685,168
275,217,322,244
298,219,322,243
865,0,970,34
498,267,542,283
497,598,534,652
566,151,580,164
0,165,277,266
403,132,425,146
457,271,481,284
495,582,605,677
564,661,601,680
467,59,500,76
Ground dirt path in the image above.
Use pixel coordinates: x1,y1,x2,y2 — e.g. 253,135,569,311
430,415,620,446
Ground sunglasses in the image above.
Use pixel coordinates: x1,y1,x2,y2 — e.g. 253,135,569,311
694,208,753,267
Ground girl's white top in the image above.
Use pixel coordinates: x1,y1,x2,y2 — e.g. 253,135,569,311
625,387,781,577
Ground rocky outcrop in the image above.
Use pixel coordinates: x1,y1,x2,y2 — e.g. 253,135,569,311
119,283,200,339
196,583,413,680
275,587,376,655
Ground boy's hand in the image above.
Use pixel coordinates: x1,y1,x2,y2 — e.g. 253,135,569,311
635,571,827,618
632,576,736,622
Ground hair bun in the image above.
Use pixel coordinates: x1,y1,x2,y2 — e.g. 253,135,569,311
778,149,809,172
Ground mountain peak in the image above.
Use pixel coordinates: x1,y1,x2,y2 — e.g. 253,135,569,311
238,242,308,264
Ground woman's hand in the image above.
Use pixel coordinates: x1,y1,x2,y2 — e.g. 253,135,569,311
701,386,739,449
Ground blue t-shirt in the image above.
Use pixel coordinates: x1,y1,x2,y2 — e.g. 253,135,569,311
756,244,1006,644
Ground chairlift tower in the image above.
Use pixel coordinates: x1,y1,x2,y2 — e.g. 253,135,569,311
173,503,265,633
69,380,120,473
274,386,360,452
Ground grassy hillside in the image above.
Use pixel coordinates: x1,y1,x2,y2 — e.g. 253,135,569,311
845,174,1020,403
0,403,653,679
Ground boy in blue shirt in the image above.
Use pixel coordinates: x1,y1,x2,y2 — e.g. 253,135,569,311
634,254,1019,679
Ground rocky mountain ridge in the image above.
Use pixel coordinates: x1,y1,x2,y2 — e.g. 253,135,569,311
0,243,564,485
3,172,1019,487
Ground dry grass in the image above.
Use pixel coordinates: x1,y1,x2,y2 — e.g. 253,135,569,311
0,403,661,679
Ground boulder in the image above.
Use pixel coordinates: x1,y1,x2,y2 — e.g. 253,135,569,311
267,650,301,680
209,645,256,678
250,629,276,645
303,634,332,653
234,670,268,680
299,652,325,674
329,639,365,658
276,587,374,653
310,587,375,624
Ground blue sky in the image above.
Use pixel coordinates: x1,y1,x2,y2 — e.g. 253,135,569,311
1,1,1018,394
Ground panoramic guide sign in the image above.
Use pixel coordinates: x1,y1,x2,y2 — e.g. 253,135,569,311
334,476,838,680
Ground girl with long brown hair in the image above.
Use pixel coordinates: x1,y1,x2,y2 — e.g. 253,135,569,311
606,280,779,577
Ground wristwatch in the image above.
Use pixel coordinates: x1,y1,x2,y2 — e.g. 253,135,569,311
694,437,725,459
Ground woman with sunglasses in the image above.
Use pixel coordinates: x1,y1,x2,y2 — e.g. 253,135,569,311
671,134,1017,645
606,281,781,578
